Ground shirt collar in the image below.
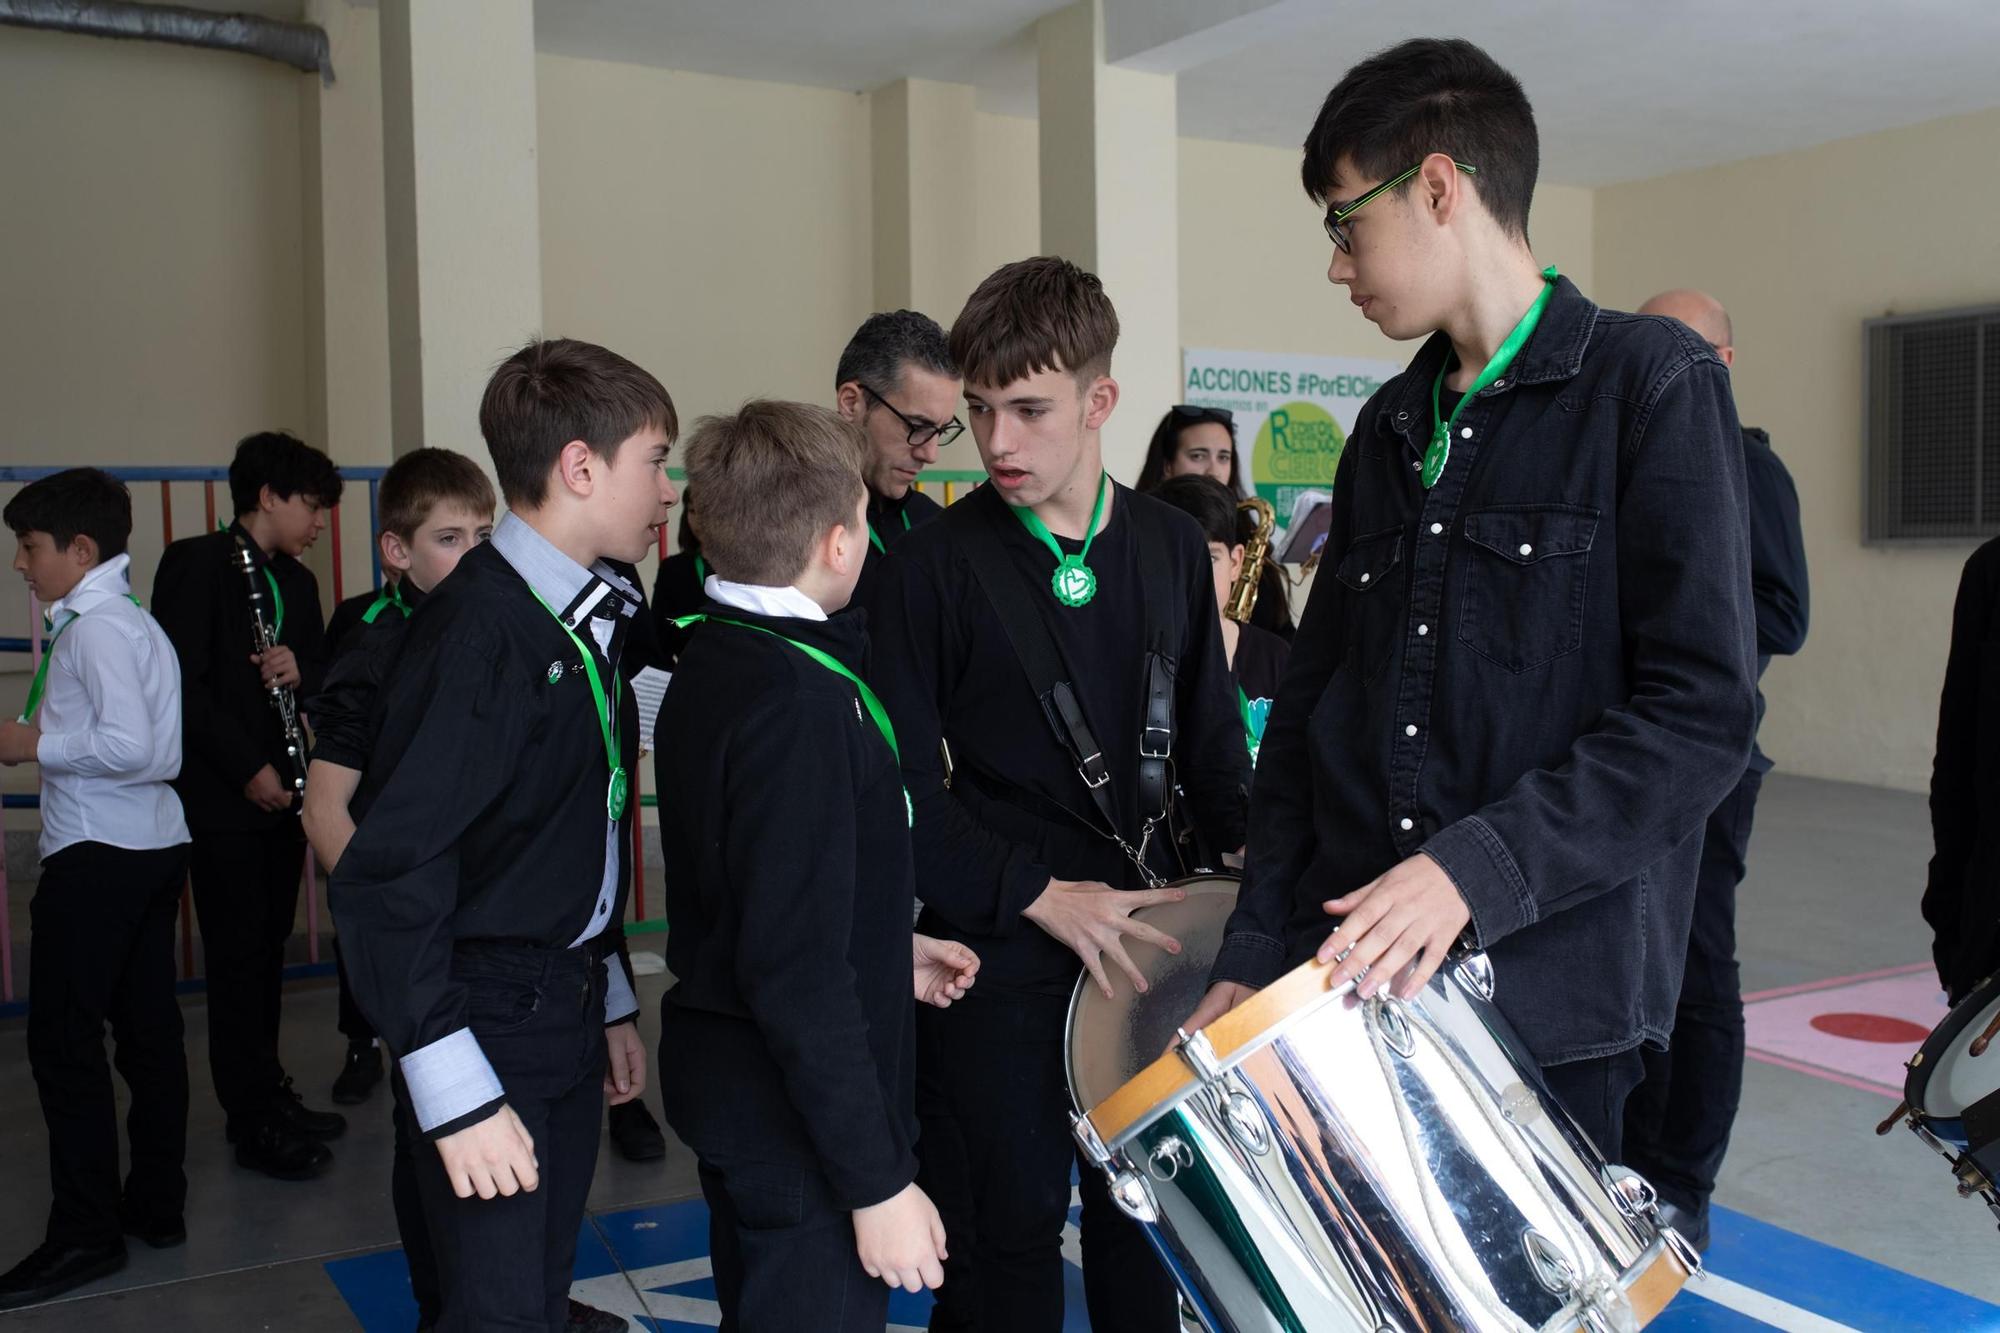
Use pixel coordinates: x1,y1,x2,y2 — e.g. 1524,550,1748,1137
49,553,132,621
490,511,639,629
1378,273,1599,444
705,575,829,622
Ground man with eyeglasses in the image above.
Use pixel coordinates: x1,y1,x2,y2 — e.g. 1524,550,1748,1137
833,309,965,607
1185,38,1758,1170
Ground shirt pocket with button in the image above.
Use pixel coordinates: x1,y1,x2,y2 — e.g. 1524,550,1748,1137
1455,504,1600,672
1335,525,1406,684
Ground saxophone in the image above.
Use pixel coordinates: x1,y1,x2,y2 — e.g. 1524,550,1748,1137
1225,496,1277,623
232,536,309,807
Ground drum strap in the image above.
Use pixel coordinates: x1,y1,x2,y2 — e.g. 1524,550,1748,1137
952,495,1179,885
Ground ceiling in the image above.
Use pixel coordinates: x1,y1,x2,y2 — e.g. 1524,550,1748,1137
529,0,2000,186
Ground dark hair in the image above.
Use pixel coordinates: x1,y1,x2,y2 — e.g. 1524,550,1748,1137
478,338,679,509
1137,406,1241,495
1301,37,1538,240
949,256,1119,388
675,492,699,556
684,401,866,587
4,467,133,561
376,448,498,539
834,310,956,395
228,431,344,517
1151,474,1241,548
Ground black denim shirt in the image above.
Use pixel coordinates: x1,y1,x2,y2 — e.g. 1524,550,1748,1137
1212,278,1759,1064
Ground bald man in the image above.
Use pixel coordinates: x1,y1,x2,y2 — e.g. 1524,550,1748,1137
1621,290,1809,1250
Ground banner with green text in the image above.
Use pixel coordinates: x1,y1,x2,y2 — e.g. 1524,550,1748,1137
1181,346,1402,563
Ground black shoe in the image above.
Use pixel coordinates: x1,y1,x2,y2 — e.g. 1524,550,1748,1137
234,1112,334,1181
118,1206,186,1250
272,1076,347,1140
608,1098,667,1162
331,1041,384,1105
0,1239,127,1311
566,1298,628,1332
1657,1199,1710,1253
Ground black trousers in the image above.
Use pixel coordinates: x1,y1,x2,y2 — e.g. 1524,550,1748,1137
334,936,376,1044
699,1152,889,1333
412,943,607,1332
1543,1046,1647,1166
1623,766,1764,1213
28,841,191,1247
187,823,306,1123
389,1068,443,1325
917,990,1178,1333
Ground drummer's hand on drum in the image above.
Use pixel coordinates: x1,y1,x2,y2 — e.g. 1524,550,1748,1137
1174,980,1257,1053
853,1182,949,1293
1023,878,1186,1000
1320,852,1471,1001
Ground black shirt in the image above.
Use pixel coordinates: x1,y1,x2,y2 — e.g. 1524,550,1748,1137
654,603,917,1210
853,485,943,610
326,585,389,658
649,549,706,667
1740,426,1809,772
1212,279,1759,1064
1231,621,1290,766
307,581,422,771
1927,536,2000,1002
868,480,1249,995
152,521,329,832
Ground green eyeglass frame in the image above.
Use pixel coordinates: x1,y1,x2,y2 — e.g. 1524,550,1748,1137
1324,160,1478,253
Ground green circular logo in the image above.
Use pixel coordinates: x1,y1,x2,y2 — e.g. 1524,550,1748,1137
1052,558,1097,607
1251,401,1346,488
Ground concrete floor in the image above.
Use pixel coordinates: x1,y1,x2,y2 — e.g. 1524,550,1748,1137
0,771,1992,1328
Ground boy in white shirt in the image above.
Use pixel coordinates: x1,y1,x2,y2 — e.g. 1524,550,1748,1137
1,468,193,1310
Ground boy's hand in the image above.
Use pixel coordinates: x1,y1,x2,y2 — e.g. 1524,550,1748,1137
853,1182,947,1293
435,1104,539,1200
1320,852,1471,1001
1023,879,1186,1000
1171,980,1256,1054
604,1021,647,1105
252,645,301,690
0,720,40,765
913,934,979,1008
243,763,293,812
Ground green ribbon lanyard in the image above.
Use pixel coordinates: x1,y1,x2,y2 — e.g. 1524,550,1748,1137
693,554,709,585
1236,684,1259,766
1010,471,1110,608
866,506,913,555
218,521,285,638
1422,266,1559,489
360,581,411,625
531,591,627,820
20,596,143,723
675,613,912,827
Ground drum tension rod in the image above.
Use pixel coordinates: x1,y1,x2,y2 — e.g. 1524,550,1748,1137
1177,1028,1224,1083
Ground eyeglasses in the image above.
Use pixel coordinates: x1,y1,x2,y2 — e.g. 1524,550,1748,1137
1172,404,1234,429
1323,160,1478,254
862,384,965,449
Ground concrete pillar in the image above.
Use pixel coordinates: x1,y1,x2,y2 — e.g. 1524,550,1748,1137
378,0,542,463
1036,0,1180,482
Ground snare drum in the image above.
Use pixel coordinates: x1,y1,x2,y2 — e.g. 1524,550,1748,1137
1065,883,1697,1333
1885,969,2000,1225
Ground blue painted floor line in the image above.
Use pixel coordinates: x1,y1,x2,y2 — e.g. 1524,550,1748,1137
326,1200,2000,1331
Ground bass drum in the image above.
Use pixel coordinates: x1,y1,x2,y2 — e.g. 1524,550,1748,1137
1890,968,2000,1225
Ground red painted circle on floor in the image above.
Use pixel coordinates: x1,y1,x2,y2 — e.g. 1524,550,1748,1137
1809,1012,1933,1043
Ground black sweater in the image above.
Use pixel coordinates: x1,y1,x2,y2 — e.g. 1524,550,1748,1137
654,603,917,1211
1928,535,2000,1001
867,481,1249,995
306,581,422,771
152,522,329,832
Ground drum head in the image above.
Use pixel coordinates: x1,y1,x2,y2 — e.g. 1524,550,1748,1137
1908,969,2000,1124
1064,875,1240,1114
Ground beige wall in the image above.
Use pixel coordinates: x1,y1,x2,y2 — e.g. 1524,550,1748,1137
1594,106,2000,792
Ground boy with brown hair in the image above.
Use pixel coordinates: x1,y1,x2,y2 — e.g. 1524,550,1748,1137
867,257,1249,1332
657,399,977,1330
330,338,676,1330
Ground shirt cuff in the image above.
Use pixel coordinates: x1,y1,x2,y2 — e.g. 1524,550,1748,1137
603,955,639,1026
1208,932,1288,992
1421,815,1534,948
399,1028,505,1137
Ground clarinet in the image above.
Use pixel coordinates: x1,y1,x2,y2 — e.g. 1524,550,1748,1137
232,535,309,808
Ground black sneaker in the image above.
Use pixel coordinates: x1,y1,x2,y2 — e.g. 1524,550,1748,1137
566,1297,628,1332
607,1098,667,1162
272,1076,347,1140
0,1239,127,1311
234,1112,334,1181
331,1041,383,1106
118,1205,186,1249
1657,1199,1711,1253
